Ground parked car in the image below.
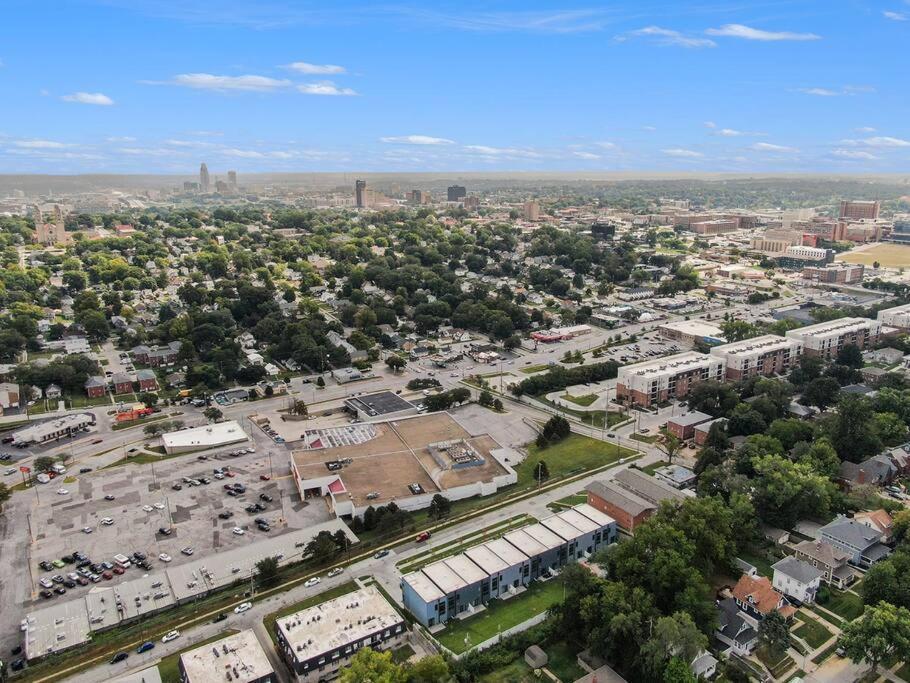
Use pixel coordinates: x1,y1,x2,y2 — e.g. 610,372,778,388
218,511,234,519
232,527,245,535
158,527,172,536
161,630,180,643
158,553,172,563
304,577,320,588
181,547,194,556
327,567,344,578
373,549,390,559
104,494,115,501
109,652,128,664
212,613,228,623
234,602,252,614
259,494,273,502
136,641,155,654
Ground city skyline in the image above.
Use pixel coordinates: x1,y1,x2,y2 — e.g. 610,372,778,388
0,0,907,174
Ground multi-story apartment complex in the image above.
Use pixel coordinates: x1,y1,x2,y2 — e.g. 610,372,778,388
840,200,881,221
801,263,865,284
710,335,804,381
615,352,725,407
275,585,406,682
877,303,910,331
785,317,881,359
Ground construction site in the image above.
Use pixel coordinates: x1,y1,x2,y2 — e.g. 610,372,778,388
289,412,519,518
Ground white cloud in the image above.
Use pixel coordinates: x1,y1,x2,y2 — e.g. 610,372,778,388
595,141,618,149
752,142,798,152
832,149,879,160
407,9,611,34
14,139,69,149
380,135,455,145
705,24,820,41
165,73,292,92
856,127,877,133
884,11,908,21
704,121,717,129
662,148,703,158
642,125,657,132
118,147,177,157
796,87,840,96
297,81,357,96
165,139,217,148
106,136,136,142
464,145,542,158
61,92,114,106
620,26,716,48
285,62,346,74
863,136,910,147
572,151,601,160
713,128,766,137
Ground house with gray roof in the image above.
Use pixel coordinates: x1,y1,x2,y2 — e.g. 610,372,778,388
839,454,897,488
819,516,892,569
613,468,691,505
715,597,758,656
772,556,824,604
792,539,856,589
585,479,655,532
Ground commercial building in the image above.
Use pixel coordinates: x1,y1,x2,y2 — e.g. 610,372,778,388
878,303,910,332
776,246,834,270
530,324,592,342
802,263,865,285
616,352,725,408
11,413,94,446
585,479,655,532
785,317,881,359
657,320,725,347
400,504,615,627
666,411,713,440
523,200,540,221
179,630,275,683
275,586,405,682
840,200,880,221
689,219,738,235
354,180,366,208
447,185,466,202
199,163,210,193
160,420,249,455
710,335,804,381
343,391,418,421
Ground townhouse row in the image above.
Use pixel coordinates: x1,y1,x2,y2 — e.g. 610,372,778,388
617,316,884,407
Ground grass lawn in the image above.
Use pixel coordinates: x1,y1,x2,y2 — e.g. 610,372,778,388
836,243,910,268
262,580,359,650
562,393,599,407
158,630,239,682
755,644,795,680
895,662,910,682
738,548,778,578
436,576,566,654
520,364,551,374
640,460,669,475
821,589,864,622
793,613,833,649
545,640,586,682
811,642,840,665
68,394,113,408
524,434,630,487
478,659,536,683
390,643,416,664
547,492,587,512
111,414,171,431
629,432,659,443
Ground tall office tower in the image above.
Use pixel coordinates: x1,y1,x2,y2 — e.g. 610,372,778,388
523,200,540,221
447,185,466,202
227,170,237,189
839,200,880,221
355,179,366,208
199,163,210,193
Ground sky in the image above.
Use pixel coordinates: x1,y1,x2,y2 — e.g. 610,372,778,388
0,0,907,175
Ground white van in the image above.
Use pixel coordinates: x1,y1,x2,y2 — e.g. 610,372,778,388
113,554,131,568
51,464,66,475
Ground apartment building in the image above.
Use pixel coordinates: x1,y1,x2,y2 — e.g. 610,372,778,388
710,335,804,381
801,264,865,285
615,352,725,407
878,303,910,332
785,317,881,359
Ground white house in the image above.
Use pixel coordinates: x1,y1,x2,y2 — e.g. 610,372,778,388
772,556,823,605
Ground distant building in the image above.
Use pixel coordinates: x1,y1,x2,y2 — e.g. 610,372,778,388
776,246,834,270
463,196,480,210
408,189,430,205
840,200,880,221
801,263,865,284
354,179,366,208
183,181,199,192
199,163,210,193
447,185,466,202
785,317,881,359
160,420,249,455
657,320,725,347
878,303,910,331
616,352,725,408
228,170,237,189
710,335,803,381
523,200,540,221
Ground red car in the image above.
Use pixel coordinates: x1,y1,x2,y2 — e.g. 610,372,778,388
259,475,270,481
223,484,233,490
113,566,125,575
225,472,235,478
92,439,103,444
101,571,113,580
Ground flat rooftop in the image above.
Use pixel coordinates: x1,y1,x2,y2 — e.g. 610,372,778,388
483,537,529,567
711,334,801,356
617,351,721,378
291,412,509,509
161,420,248,450
276,586,402,661
659,320,725,338
786,317,878,339
463,544,510,574
180,629,273,683
402,570,446,603
667,410,713,427
345,391,416,417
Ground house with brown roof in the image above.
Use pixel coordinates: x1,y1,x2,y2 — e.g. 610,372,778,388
731,574,796,621
792,540,856,589
853,509,894,544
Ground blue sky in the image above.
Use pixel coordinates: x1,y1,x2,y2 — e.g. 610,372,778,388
0,0,907,174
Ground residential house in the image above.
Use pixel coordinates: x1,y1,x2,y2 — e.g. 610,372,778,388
715,598,759,656
0,382,19,414
772,556,823,604
731,574,796,621
819,516,892,569
84,376,107,398
585,480,655,532
853,509,894,544
327,330,367,362
792,540,856,589
111,372,134,395
690,652,718,680
839,454,898,488
136,369,158,392
45,384,62,400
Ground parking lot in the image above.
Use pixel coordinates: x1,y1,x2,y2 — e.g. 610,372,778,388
21,441,332,608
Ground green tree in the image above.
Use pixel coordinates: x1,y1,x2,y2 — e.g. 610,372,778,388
385,355,406,373
340,648,407,683
492,398,503,411
861,550,910,609
687,380,740,417
478,390,493,407
840,602,910,677
726,403,767,437
144,422,164,437
793,437,840,478
767,418,815,451
34,456,56,473
663,657,697,683
656,432,684,465
802,376,841,410
750,454,835,527
836,343,864,369
534,460,550,482
893,510,910,546
406,655,450,683
759,610,791,655
873,411,909,446
827,394,882,462
316,375,325,388
306,530,339,562
641,611,708,679
290,399,308,416
203,406,223,423
138,392,158,408
255,556,280,587
427,494,451,520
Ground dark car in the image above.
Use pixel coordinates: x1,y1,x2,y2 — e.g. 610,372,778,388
79,467,92,473
110,652,129,664
137,560,152,570
63,579,76,588
62,555,75,564
259,474,270,481
40,589,53,599
171,483,182,491
39,560,54,571
254,502,267,512
212,613,228,623
218,511,234,519
158,527,173,536
11,645,22,656
226,489,238,497
133,551,147,561
10,658,25,671
136,641,155,654
53,586,66,595
259,494,273,502
245,505,258,513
